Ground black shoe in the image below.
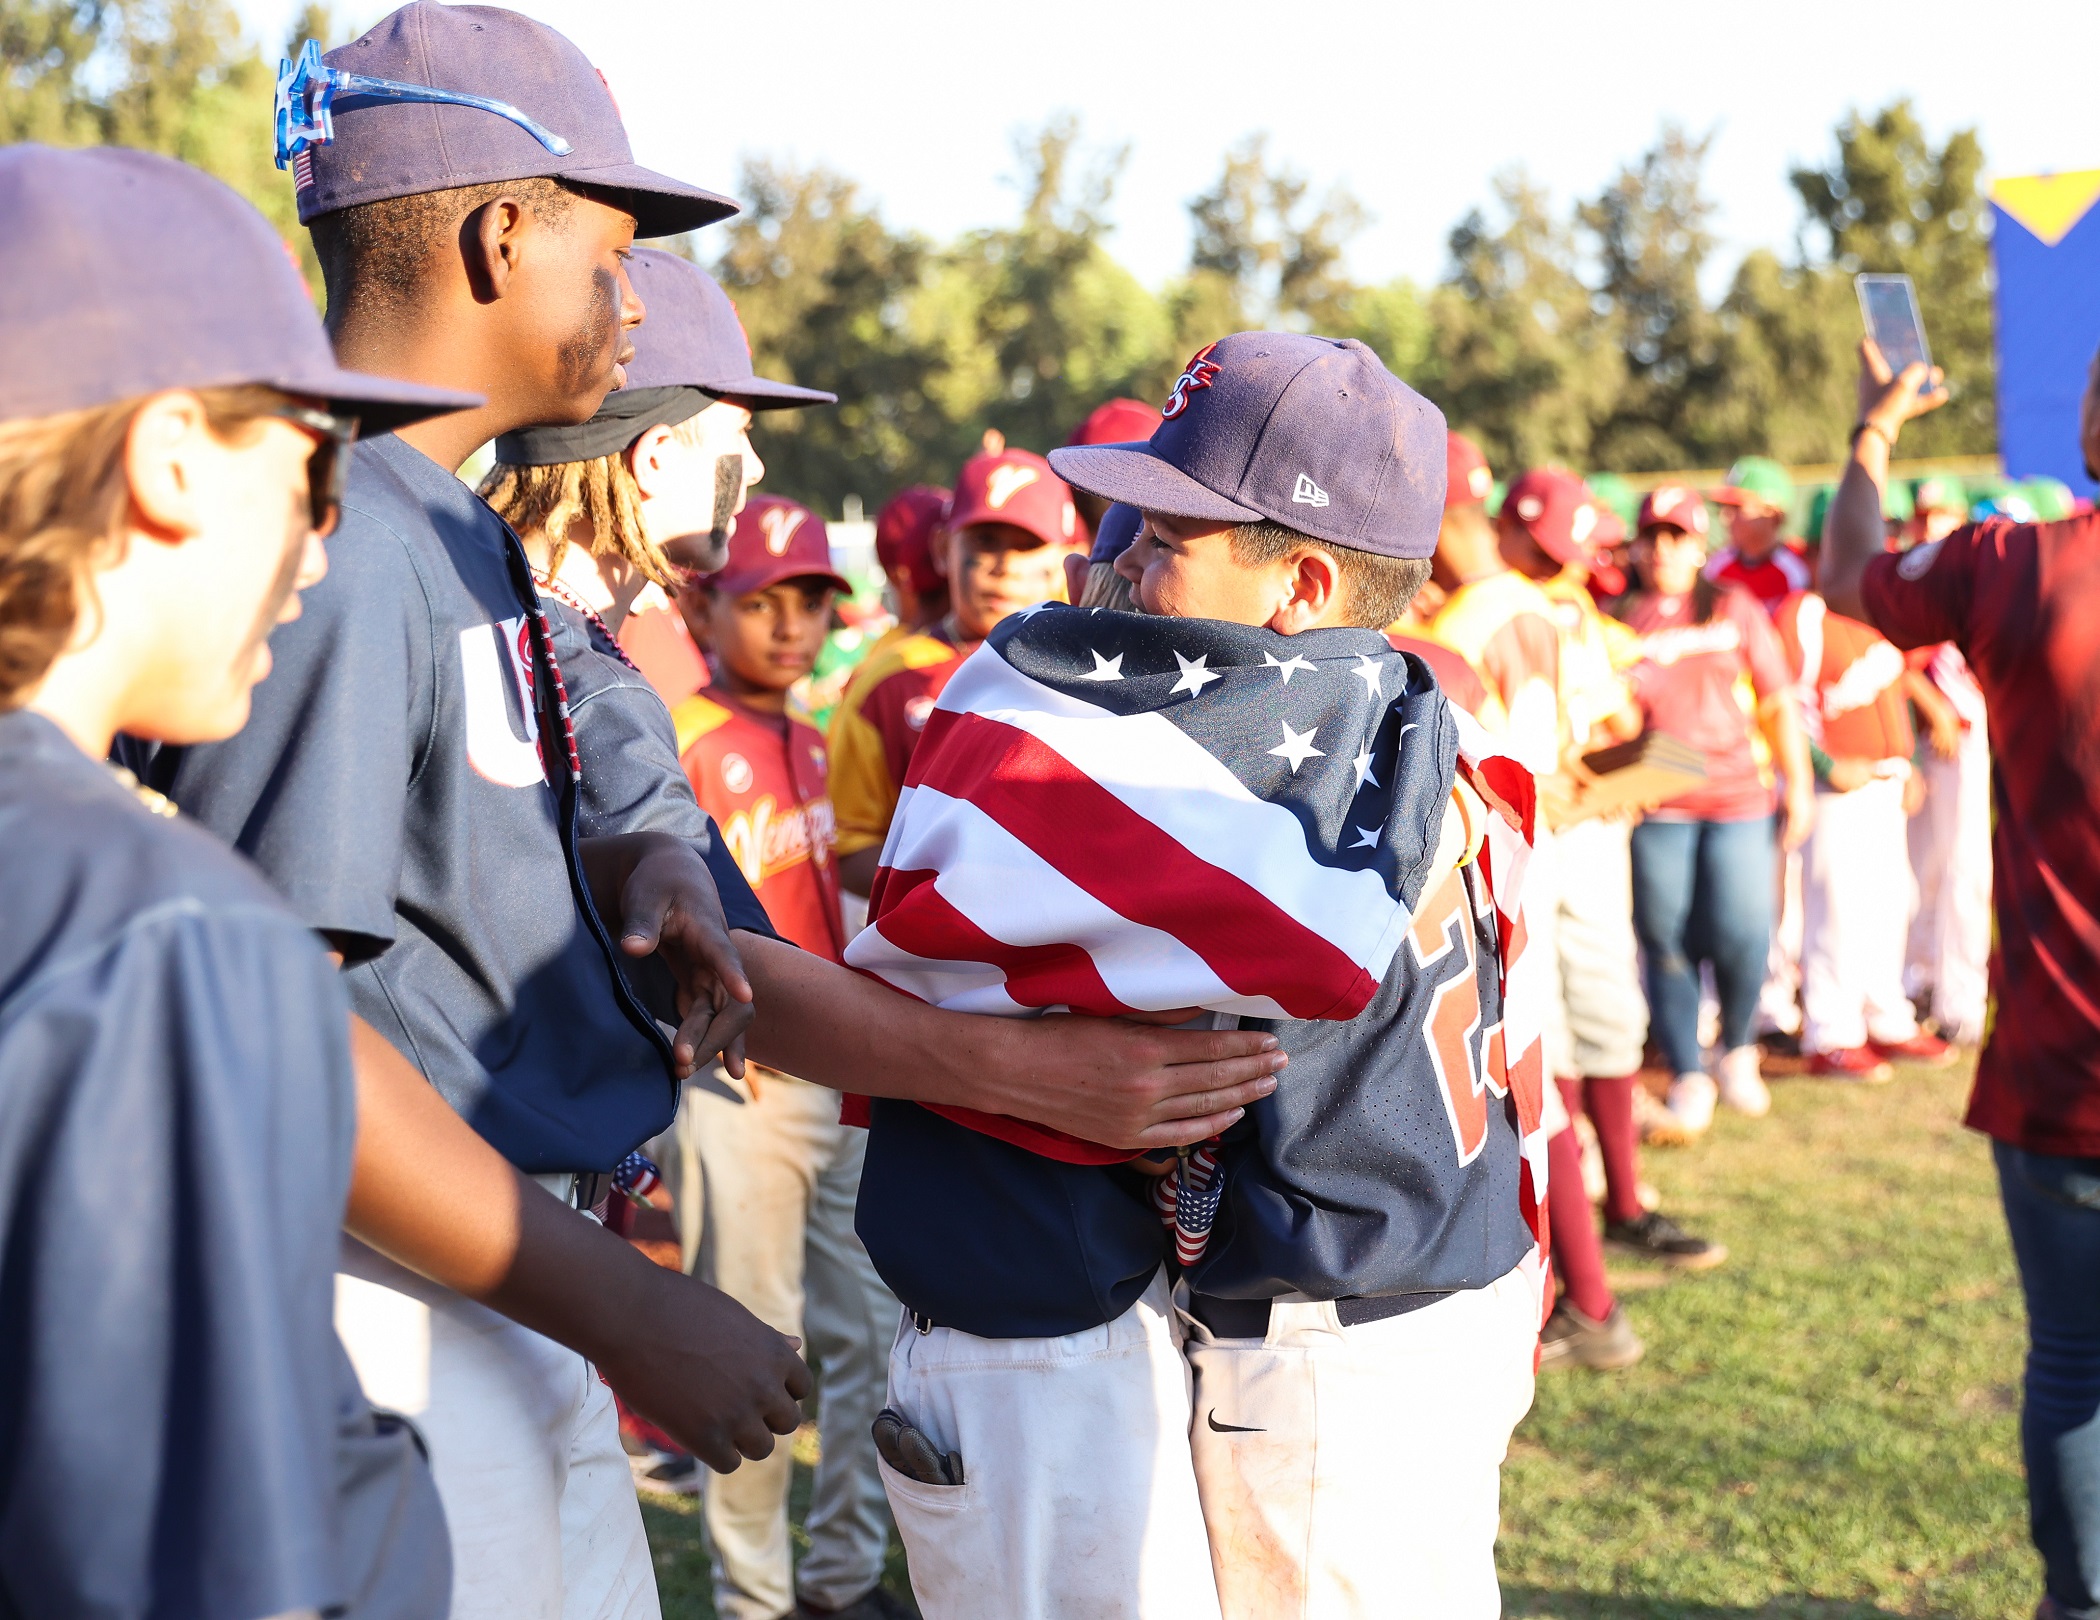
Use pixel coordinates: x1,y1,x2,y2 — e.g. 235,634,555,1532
1604,1209,1728,1270
1538,1299,1644,1370
798,1586,917,1619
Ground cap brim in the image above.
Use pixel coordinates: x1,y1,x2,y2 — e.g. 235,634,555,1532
277,363,483,434
564,163,740,238
1707,485,1753,508
1047,443,1263,525
705,373,838,411
706,561,854,599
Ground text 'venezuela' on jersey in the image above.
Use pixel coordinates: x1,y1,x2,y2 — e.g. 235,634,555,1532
826,627,972,860
1863,512,2100,1157
673,691,845,964
845,606,1544,1340
125,434,683,1174
0,710,448,1610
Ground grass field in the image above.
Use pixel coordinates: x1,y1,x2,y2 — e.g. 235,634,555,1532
643,1058,2037,1619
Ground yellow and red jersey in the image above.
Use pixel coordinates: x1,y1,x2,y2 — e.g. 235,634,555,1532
672,692,845,963
826,629,975,859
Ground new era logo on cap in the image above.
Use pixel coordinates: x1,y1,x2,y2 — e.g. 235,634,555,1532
1293,474,1331,508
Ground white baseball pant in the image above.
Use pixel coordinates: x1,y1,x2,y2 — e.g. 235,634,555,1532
880,1259,1540,1620
1801,773,1920,1054
1905,728,1992,1044
334,1221,658,1620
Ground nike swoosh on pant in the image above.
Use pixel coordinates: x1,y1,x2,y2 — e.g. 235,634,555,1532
1207,1410,1265,1434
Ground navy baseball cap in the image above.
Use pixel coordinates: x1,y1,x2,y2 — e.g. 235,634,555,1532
1048,332,1448,561
1090,502,1142,565
0,145,480,429
625,250,834,406
493,248,833,465
287,3,736,237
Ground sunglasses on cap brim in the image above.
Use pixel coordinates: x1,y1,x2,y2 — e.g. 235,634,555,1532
267,401,359,538
274,39,572,171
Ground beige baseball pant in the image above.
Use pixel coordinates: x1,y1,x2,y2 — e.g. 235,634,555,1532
674,1067,899,1620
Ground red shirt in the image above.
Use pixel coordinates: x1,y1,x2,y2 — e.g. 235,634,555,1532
672,693,846,963
1773,592,1914,763
1863,514,2100,1157
1706,543,1812,613
1621,586,1792,823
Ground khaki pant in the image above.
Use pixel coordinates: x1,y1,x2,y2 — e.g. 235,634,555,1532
672,1068,898,1619
1535,819,1650,1079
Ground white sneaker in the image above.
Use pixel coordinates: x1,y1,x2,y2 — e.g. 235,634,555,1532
1664,1072,1718,1137
1716,1044,1772,1117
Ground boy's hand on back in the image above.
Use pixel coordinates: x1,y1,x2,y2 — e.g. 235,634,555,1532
981,1011,1285,1148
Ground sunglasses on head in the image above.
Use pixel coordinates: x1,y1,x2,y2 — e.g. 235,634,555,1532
274,39,572,171
267,402,359,538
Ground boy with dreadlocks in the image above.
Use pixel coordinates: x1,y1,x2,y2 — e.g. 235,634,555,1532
486,253,909,1620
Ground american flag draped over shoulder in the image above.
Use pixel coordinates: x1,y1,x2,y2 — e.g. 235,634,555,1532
843,603,1549,1259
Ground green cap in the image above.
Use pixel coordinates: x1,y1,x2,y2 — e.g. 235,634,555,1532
2023,477,2076,522
1880,479,1915,522
1803,486,1833,542
1714,455,1795,520
1486,479,1507,518
1912,474,1965,515
1583,472,1640,528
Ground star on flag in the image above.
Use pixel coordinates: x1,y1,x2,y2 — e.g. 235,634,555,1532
1352,652,1385,699
1014,600,1057,621
1170,650,1221,697
1081,650,1125,682
1263,651,1317,685
1268,719,1325,772
1350,825,1381,849
1351,747,1379,790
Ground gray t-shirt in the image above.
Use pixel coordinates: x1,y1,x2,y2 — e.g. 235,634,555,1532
129,434,676,1172
0,709,447,1617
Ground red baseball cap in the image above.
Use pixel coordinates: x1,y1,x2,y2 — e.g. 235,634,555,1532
1446,431,1494,508
1501,468,1600,566
1636,484,1711,538
947,448,1077,551
875,485,950,599
1067,397,1161,447
701,494,852,598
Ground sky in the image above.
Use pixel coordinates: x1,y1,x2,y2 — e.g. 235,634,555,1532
240,0,2098,290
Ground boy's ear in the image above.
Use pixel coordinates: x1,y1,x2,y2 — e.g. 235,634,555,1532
628,423,677,499
1268,547,1343,634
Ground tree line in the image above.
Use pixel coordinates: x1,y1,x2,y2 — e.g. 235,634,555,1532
5,0,1997,516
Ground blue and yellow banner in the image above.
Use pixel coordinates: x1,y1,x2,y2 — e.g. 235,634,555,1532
1991,169,2100,490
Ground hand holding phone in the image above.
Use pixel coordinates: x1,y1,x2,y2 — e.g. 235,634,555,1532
1857,274,1933,377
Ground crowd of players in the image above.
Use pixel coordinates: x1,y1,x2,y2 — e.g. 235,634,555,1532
5,3,2100,1619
